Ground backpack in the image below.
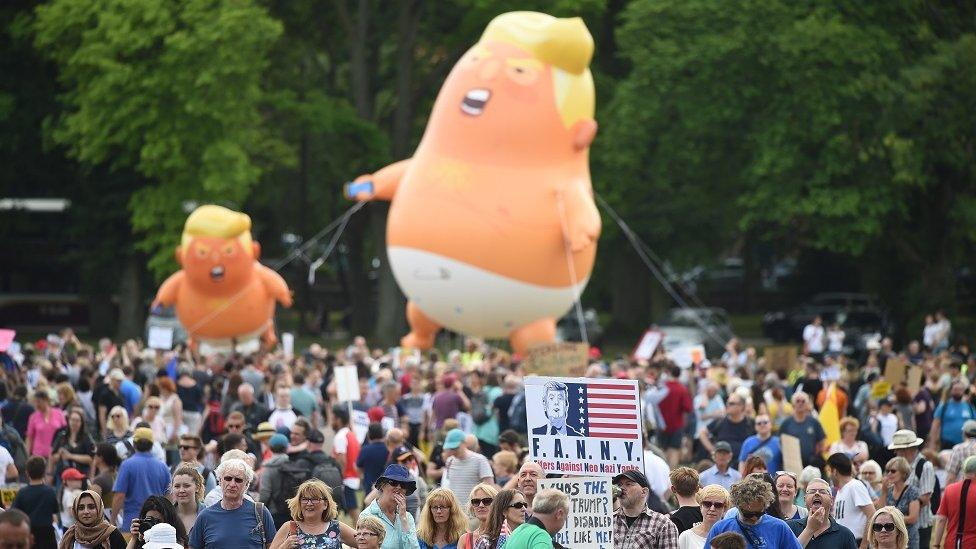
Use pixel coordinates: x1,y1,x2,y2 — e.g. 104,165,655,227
277,458,313,504
306,453,346,511
915,457,942,515
205,399,225,436
508,392,527,434
470,391,490,425
0,425,27,482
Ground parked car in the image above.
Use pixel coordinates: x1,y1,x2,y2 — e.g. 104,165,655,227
556,308,604,348
656,307,735,358
762,293,892,349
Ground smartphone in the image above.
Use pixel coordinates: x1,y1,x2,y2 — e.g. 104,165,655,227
345,180,374,198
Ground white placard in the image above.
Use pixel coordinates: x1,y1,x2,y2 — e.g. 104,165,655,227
669,344,705,368
352,409,369,442
335,365,360,403
526,376,644,476
539,476,613,549
632,330,663,361
147,326,174,350
282,332,294,357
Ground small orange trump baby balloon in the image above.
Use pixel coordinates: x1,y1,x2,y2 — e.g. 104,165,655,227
152,205,292,351
348,12,600,354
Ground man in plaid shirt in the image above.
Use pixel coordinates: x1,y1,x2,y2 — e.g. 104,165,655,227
612,470,679,549
945,420,976,484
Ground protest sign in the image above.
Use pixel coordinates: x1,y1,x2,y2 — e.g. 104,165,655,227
526,376,643,476
906,366,923,395
147,326,173,350
351,409,369,441
870,381,892,399
539,476,613,549
764,346,799,373
669,345,705,368
780,434,802,476
524,343,589,377
0,330,14,353
885,358,907,387
335,365,359,403
632,330,663,362
0,486,17,508
282,332,294,358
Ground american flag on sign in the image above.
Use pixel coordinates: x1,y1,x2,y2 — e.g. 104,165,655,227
571,382,640,440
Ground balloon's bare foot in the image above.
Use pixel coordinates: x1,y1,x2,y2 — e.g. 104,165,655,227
261,325,279,350
509,318,557,356
401,332,435,350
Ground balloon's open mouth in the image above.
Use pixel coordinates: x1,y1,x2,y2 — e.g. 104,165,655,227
461,88,490,116
210,266,225,282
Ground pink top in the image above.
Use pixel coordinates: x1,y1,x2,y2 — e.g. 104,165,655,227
27,407,66,457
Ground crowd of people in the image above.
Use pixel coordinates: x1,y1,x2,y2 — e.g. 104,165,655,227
0,318,972,549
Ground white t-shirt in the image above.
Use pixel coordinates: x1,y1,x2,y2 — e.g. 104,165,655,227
678,528,706,549
268,408,298,430
923,324,938,348
827,329,845,352
877,412,899,445
0,446,14,487
834,478,873,540
803,324,825,353
644,450,672,499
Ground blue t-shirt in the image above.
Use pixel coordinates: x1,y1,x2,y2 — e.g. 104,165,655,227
189,499,276,549
112,451,171,530
119,379,142,414
779,416,825,466
739,435,782,473
934,400,976,446
704,515,802,549
356,442,390,492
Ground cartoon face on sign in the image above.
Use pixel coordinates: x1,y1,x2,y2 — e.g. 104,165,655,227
533,381,583,437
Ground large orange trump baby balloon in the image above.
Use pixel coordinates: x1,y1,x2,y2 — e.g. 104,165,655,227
152,205,292,351
348,12,600,354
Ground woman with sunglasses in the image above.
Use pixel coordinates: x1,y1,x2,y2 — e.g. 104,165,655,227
268,479,356,549
58,489,126,549
356,516,387,549
104,406,135,459
857,460,883,499
704,476,801,549
474,489,526,549
678,484,730,549
416,488,467,549
360,464,421,548
458,483,498,548
132,397,167,447
874,458,919,549
867,506,909,549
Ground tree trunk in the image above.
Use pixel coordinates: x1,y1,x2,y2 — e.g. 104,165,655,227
609,249,654,336
115,253,144,340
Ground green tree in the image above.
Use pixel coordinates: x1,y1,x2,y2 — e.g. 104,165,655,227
33,0,286,278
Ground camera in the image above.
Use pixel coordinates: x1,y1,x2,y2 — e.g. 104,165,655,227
139,516,159,534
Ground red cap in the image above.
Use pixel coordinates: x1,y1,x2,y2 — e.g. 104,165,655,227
615,371,630,380
61,467,85,481
367,406,385,423
589,347,602,359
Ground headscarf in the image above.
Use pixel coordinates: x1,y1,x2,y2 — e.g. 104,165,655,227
59,489,117,549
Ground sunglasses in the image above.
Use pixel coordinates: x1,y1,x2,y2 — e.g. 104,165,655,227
701,501,725,509
885,468,899,473
111,414,122,418
740,510,764,520
872,523,896,532
385,481,409,490
227,424,244,430
222,476,246,484
179,445,198,451
755,420,770,425
470,497,494,507
509,502,528,510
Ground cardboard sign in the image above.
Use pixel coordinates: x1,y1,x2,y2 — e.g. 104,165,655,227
0,329,15,353
764,346,799,373
526,376,643,476
147,326,174,350
539,476,613,549
870,381,892,399
334,365,360,403
0,486,17,508
780,434,803,476
524,342,589,377
906,367,923,395
669,345,705,368
884,358,907,387
632,330,663,362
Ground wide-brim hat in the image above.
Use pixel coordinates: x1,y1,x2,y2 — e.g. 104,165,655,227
375,464,417,495
142,523,180,549
253,422,275,441
888,429,924,450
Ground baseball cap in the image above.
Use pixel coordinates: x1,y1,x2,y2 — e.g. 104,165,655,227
613,470,649,488
268,434,289,451
713,441,733,453
444,428,465,450
61,467,86,481
133,427,154,443
307,429,325,444
109,369,126,381
367,407,385,423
